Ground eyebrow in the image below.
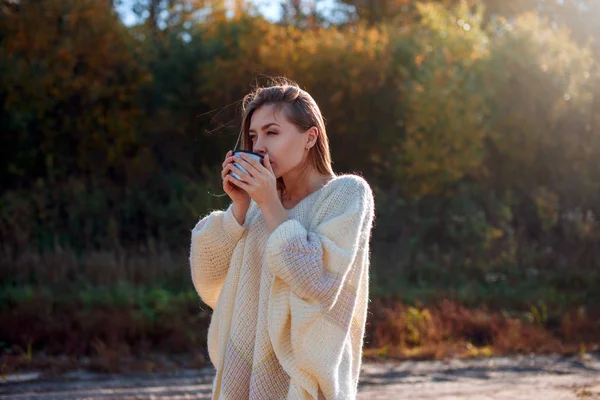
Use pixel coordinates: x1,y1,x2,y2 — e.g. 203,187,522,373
248,122,280,133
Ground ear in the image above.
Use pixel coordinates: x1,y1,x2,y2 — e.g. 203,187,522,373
306,126,318,149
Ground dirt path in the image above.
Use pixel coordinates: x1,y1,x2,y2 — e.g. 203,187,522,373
1,353,599,399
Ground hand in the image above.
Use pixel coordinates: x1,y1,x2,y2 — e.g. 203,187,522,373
228,153,279,208
221,150,250,207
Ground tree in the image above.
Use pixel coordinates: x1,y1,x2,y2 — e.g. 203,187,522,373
0,0,149,187
335,0,600,56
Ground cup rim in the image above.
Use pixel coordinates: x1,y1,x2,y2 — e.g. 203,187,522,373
232,149,264,159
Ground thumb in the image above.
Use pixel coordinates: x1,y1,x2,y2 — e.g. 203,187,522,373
264,154,273,173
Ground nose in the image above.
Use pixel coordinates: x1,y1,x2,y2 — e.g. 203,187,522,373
253,137,267,157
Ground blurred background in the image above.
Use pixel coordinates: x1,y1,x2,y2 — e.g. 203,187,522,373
1,0,599,373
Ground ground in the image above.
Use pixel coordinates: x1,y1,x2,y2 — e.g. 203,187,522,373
1,353,599,399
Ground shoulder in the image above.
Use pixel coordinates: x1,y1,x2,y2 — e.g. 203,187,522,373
324,174,373,202
318,174,375,214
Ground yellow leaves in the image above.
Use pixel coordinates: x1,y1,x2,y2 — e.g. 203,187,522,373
367,26,383,46
488,228,504,240
1,0,149,176
465,343,493,358
415,53,425,66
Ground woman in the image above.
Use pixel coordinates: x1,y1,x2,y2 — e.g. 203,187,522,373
190,78,375,399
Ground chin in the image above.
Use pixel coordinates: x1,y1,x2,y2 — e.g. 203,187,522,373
271,165,280,178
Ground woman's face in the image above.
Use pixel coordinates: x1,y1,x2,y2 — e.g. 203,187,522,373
248,104,315,179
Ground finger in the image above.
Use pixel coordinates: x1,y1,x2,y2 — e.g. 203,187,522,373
222,162,238,177
224,175,241,188
228,174,250,190
231,164,256,183
264,154,274,174
222,156,235,169
224,175,237,187
223,151,232,164
224,176,242,192
236,154,263,176
221,164,232,179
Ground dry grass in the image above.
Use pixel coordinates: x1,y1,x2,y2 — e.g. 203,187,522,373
363,298,600,361
1,247,598,375
1,293,598,375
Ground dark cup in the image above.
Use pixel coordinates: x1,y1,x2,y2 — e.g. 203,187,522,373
230,150,264,181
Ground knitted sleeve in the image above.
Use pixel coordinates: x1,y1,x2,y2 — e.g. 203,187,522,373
189,203,247,309
265,176,375,399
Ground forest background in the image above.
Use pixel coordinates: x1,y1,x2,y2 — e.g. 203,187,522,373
1,0,599,371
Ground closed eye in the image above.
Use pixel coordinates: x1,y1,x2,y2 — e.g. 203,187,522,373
250,131,276,140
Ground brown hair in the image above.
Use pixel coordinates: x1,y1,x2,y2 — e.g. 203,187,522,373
238,77,335,194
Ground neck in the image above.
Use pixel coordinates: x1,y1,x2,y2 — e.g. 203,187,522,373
280,166,331,202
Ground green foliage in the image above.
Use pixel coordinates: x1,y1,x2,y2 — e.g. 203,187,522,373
405,306,432,346
527,301,548,326
391,2,490,197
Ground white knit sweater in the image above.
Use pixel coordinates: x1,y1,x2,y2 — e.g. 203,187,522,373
189,174,375,400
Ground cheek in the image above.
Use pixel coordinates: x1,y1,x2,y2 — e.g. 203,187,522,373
270,134,305,167
277,145,303,167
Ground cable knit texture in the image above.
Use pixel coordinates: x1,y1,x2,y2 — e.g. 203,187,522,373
189,174,375,400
